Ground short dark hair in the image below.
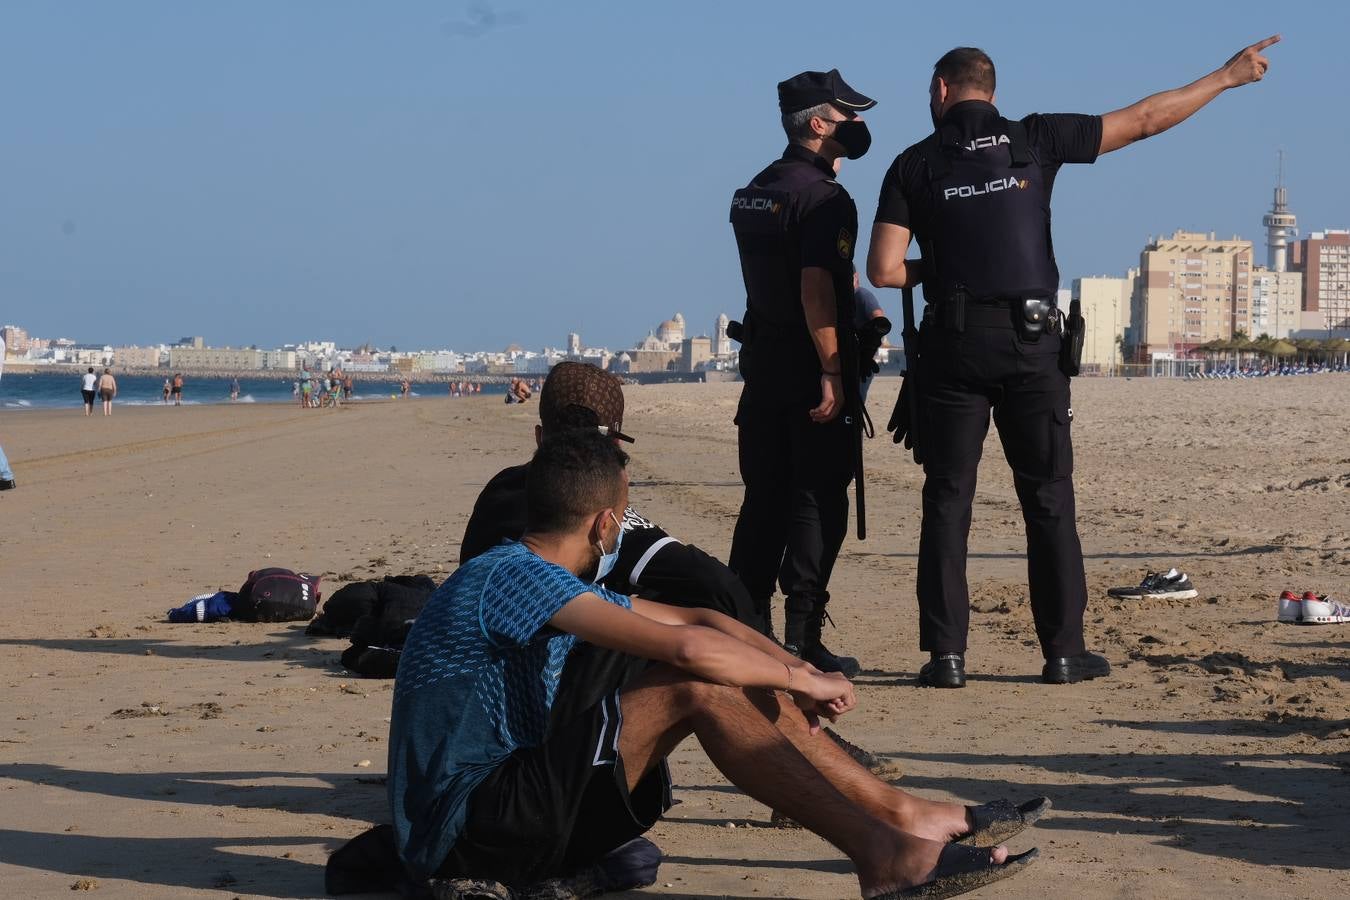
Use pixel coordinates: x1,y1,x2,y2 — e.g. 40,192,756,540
934,47,995,95
526,430,629,535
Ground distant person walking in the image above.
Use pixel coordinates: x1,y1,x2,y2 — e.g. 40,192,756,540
162,378,171,404
171,373,184,406
0,441,14,491
81,367,98,416
98,368,118,416
400,379,411,399
342,374,353,400
230,376,241,402
299,366,313,408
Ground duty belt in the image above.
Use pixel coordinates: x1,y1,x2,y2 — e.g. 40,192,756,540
924,294,1058,339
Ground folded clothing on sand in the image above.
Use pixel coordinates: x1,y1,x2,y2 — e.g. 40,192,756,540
167,591,239,623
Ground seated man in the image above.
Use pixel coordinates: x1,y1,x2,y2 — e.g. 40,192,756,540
460,361,890,780
389,430,1042,898
461,361,761,629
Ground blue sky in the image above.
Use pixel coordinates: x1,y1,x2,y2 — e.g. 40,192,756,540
2,1,1344,352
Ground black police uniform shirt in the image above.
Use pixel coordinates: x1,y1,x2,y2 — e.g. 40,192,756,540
731,144,858,403
874,101,1101,303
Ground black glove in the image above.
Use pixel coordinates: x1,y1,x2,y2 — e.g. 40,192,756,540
887,378,914,449
857,316,891,382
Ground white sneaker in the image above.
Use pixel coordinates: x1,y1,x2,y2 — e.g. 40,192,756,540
1300,592,1350,625
1277,590,1303,624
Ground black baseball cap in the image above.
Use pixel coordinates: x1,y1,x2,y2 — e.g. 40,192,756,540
777,69,876,115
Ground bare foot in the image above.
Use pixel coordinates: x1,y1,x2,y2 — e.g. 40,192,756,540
889,796,977,843
858,833,1009,898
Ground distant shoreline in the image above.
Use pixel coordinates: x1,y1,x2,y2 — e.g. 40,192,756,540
1,363,525,384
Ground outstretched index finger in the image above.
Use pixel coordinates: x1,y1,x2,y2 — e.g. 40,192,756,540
1251,34,1281,52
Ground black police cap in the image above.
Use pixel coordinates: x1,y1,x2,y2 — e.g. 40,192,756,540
777,68,876,115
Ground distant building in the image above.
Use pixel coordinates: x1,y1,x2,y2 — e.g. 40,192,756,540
614,332,680,373
566,332,581,355
680,336,712,372
1289,230,1350,334
656,313,685,347
175,336,206,349
260,350,298,370
1,325,30,356
1248,268,1302,339
1131,230,1253,359
713,313,732,357
1072,275,1133,374
112,346,163,368
168,346,263,370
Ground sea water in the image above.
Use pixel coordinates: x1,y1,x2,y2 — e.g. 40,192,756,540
0,372,508,410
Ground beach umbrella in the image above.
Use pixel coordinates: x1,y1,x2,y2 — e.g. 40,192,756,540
1268,339,1297,357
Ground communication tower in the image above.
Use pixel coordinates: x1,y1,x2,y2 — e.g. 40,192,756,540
1262,150,1297,272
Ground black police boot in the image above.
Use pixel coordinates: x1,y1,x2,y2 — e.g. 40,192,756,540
784,595,861,678
1042,651,1111,685
917,652,966,689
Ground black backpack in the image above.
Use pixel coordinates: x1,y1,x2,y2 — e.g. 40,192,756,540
235,568,322,623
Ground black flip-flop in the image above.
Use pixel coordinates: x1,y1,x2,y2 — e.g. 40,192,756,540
872,844,1039,900
955,796,1050,846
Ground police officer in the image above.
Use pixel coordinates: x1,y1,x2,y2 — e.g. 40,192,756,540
867,37,1280,687
727,69,875,676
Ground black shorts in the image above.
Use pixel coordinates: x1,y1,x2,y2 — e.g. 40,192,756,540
171,387,182,395
436,690,672,886
82,389,96,404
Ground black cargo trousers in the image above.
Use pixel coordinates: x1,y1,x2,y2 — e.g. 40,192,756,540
728,388,854,631
916,302,1088,659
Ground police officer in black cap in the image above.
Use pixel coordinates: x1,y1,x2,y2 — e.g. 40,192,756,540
727,69,875,676
867,36,1280,688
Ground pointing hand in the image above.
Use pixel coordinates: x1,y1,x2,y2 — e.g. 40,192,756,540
1223,34,1280,88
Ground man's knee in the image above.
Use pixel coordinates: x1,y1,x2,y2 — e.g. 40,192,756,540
631,666,772,719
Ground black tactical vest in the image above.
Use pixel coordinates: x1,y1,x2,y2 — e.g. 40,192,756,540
730,150,854,329
917,119,1059,302
729,148,856,393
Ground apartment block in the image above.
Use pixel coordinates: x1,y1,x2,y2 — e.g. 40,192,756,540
1289,230,1350,333
1,324,30,355
112,346,163,368
1072,274,1133,373
1132,231,1252,358
1247,268,1302,339
168,346,263,370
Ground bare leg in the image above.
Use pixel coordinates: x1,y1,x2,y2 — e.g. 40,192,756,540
616,666,1006,896
757,695,973,842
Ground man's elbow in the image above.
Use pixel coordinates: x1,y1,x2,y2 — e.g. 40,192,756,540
670,629,708,671
867,256,895,289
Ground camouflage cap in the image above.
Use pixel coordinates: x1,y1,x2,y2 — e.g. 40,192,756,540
538,362,634,443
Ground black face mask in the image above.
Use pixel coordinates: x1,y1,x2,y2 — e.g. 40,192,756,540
829,119,872,160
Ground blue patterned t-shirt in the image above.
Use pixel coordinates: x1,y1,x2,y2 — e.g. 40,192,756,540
387,541,632,879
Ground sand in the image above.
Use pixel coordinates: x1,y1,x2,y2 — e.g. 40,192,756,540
1,378,1347,899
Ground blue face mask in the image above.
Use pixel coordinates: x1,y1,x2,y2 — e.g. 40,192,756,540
594,511,624,582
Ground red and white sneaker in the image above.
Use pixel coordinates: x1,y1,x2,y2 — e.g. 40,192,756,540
1300,592,1350,625
1277,590,1303,624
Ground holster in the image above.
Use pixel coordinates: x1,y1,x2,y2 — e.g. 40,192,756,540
1058,299,1086,377
1015,298,1053,342
727,313,755,345
939,292,966,333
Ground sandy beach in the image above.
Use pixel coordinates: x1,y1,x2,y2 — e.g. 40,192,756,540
1,377,1347,899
